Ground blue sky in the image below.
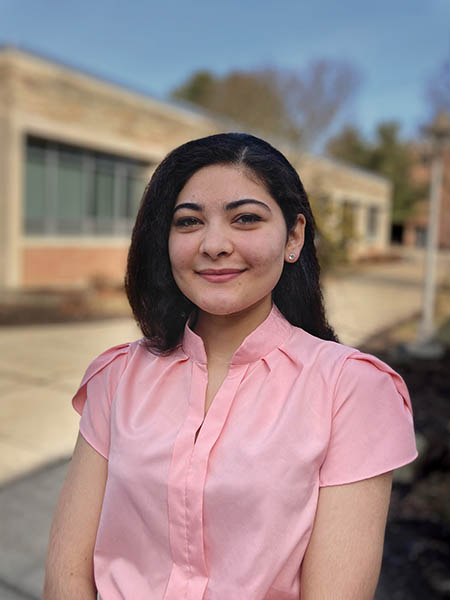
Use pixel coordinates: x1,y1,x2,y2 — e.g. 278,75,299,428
1,0,449,144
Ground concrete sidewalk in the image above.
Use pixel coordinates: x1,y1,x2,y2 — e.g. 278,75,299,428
0,318,139,599
0,248,448,599
0,459,69,599
0,318,139,485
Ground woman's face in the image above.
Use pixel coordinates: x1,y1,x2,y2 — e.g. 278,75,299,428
168,164,305,318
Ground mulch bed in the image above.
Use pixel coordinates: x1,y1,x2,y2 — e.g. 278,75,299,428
0,287,132,326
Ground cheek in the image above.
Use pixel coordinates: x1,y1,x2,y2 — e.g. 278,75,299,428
168,236,193,273
244,236,286,270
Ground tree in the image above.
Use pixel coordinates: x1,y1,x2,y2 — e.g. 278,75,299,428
171,70,216,107
325,125,370,167
427,57,450,116
326,121,426,223
172,68,301,142
309,191,357,270
277,59,361,148
170,60,361,149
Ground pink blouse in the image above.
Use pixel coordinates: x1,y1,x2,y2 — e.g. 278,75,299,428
72,304,417,599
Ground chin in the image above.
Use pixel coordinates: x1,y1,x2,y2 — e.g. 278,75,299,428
195,296,270,318
197,304,243,317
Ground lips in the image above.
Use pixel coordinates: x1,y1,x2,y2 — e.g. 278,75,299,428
196,268,246,283
197,269,245,275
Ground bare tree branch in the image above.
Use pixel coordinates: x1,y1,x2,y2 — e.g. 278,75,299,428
170,59,361,149
279,59,362,147
426,58,450,116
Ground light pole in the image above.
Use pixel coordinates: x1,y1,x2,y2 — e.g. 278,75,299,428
410,111,450,358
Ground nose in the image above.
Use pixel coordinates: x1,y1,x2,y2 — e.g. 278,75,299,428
199,223,233,259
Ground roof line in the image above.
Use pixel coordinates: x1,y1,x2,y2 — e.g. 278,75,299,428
0,42,213,120
305,152,391,186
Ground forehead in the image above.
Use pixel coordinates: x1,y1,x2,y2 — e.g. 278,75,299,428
174,164,276,207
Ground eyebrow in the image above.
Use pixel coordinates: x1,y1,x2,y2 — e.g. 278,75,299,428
173,198,272,214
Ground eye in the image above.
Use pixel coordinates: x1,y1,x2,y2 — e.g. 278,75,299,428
173,216,201,228
234,214,262,225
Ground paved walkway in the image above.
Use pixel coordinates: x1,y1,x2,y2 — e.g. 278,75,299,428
325,247,449,347
0,248,448,599
0,320,138,598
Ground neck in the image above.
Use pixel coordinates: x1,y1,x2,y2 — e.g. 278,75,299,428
193,298,273,365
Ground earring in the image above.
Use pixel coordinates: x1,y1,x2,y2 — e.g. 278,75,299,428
288,253,296,261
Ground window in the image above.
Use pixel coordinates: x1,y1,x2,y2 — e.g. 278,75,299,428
415,227,427,247
341,200,356,239
25,143,47,233
57,149,84,233
24,136,150,236
367,205,380,239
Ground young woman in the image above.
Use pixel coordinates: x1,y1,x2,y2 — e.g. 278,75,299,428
44,133,417,599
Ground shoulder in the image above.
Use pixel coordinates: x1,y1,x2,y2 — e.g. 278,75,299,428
72,339,150,414
334,348,413,413
78,339,141,385
280,326,354,376
281,327,411,408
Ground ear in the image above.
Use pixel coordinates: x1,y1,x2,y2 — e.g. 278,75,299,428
285,214,306,263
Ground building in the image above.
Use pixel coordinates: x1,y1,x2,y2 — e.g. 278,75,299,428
0,46,393,290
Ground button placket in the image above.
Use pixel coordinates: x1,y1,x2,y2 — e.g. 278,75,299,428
184,364,250,594
166,363,208,571
165,361,250,599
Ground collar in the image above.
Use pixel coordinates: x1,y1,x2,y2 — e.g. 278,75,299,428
181,304,293,366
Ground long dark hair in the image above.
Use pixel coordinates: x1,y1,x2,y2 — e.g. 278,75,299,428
125,132,338,353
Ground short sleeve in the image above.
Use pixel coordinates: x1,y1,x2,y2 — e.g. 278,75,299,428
72,343,130,458
319,351,418,487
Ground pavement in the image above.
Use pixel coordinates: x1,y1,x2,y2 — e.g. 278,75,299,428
0,247,449,599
